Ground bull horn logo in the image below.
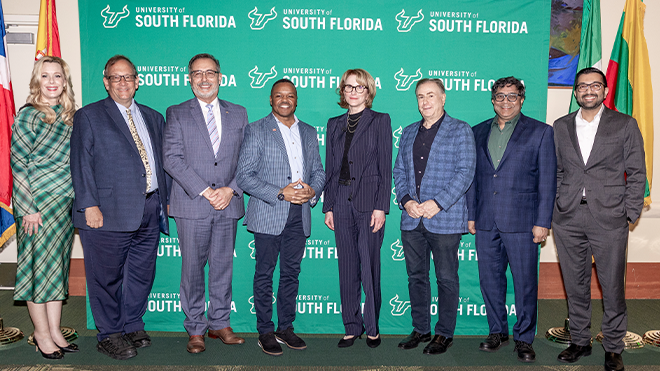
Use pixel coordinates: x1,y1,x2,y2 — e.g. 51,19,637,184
394,68,423,91
395,9,424,32
390,294,411,316
390,239,405,261
248,7,278,30
101,5,130,28
248,294,276,314
248,66,278,88
392,125,402,149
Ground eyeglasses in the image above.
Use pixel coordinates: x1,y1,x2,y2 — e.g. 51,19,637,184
343,84,367,94
191,70,219,79
576,82,604,92
105,75,137,83
494,93,521,102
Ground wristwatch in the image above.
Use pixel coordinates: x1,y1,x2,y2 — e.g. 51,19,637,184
277,189,285,201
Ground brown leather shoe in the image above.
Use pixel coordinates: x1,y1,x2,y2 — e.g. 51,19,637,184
186,335,205,353
208,327,245,345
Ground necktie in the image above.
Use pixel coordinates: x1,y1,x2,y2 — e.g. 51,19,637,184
207,104,220,155
126,109,152,192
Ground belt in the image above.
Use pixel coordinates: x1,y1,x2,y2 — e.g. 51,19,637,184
146,189,158,198
338,179,351,186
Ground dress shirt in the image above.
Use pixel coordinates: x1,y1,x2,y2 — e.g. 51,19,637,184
197,97,222,148
576,104,604,197
399,113,444,208
116,100,158,192
488,113,519,170
274,113,304,184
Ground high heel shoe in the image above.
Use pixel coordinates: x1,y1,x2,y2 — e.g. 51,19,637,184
57,342,80,353
338,333,362,348
33,338,64,360
366,334,381,348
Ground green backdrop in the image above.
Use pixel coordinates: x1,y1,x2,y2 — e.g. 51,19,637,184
79,0,551,335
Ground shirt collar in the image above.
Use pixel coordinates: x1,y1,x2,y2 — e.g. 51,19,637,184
420,112,445,132
197,97,220,111
491,113,520,129
114,99,136,113
272,112,299,128
576,104,605,125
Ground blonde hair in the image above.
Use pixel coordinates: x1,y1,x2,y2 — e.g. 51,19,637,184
27,56,76,125
337,68,377,109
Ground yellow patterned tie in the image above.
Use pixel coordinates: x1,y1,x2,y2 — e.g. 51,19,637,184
126,109,152,192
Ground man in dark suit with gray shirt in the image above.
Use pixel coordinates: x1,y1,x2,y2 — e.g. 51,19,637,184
553,67,645,371
163,53,248,354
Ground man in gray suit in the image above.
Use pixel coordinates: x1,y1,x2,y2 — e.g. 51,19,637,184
236,79,325,356
553,67,645,371
163,53,248,354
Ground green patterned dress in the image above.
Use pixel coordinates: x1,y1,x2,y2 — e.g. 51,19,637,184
11,105,74,303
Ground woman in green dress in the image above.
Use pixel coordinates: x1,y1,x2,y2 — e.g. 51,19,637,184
11,56,77,359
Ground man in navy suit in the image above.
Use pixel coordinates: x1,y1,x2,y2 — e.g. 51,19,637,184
71,55,170,360
236,79,325,356
466,76,556,363
393,78,476,355
163,53,248,354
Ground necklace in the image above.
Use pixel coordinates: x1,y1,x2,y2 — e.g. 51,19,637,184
346,114,361,134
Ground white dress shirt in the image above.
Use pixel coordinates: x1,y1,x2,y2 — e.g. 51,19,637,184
274,113,304,184
575,104,604,197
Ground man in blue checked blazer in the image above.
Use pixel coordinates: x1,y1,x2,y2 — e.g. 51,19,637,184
466,76,556,363
163,54,248,354
236,79,325,356
393,79,476,355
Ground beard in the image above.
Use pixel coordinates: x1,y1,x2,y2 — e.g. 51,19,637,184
576,93,605,109
192,82,218,100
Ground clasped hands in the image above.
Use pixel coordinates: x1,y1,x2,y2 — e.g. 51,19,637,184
404,199,441,219
203,186,235,210
279,179,316,205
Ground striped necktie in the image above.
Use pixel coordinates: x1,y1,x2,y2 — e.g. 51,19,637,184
206,104,219,155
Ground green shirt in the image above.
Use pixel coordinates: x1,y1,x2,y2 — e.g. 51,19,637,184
487,113,520,170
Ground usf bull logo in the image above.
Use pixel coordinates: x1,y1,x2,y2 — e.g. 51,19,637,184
248,66,277,88
248,294,276,314
394,68,423,91
392,126,402,148
248,240,256,259
390,239,405,261
390,294,411,316
395,9,424,32
248,7,278,30
101,5,130,28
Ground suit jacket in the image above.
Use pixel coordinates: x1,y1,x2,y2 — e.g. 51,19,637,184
163,98,247,220
322,108,392,214
71,97,170,234
393,113,476,234
236,113,325,237
553,106,645,229
467,113,556,232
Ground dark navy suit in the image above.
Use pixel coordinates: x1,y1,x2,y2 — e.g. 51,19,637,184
466,113,556,344
323,108,392,337
71,97,170,341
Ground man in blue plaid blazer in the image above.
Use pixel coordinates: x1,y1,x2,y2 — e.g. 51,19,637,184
466,76,556,363
236,79,325,356
393,79,476,355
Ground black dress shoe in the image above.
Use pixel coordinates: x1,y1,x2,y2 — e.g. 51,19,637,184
398,330,432,349
97,333,137,360
258,332,283,356
57,342,80,353
605,352,624,371
125,330,151,348
423,335,453,355
33,338,64,360
274,327,306,350
366,335,381,348
557,343,592,363
513,340,536,363
338,334,362,348
479,333,509,352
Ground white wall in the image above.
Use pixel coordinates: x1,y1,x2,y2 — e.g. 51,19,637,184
1,0,659,263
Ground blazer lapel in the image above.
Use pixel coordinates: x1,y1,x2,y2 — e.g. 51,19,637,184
190,99,216,156
406,121,422,198
136,102,160,167
299,122,312,181
586,107,614,168
267,114,291,171
479,124,495,169
567,112,585,166
105,97,139,155
498,115,529,166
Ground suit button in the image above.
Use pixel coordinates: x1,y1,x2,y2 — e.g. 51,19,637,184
493,174,498,178
212,183,216,187
215,162,218,166
493,191,497,195
142,174,145,177
349,161,353,165
287,176,291,179
352,177,355,181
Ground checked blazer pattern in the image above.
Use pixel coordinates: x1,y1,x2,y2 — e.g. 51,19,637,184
393,113,476,234
236,114,325,237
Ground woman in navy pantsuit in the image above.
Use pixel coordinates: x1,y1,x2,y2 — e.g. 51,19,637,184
323,69,392,348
